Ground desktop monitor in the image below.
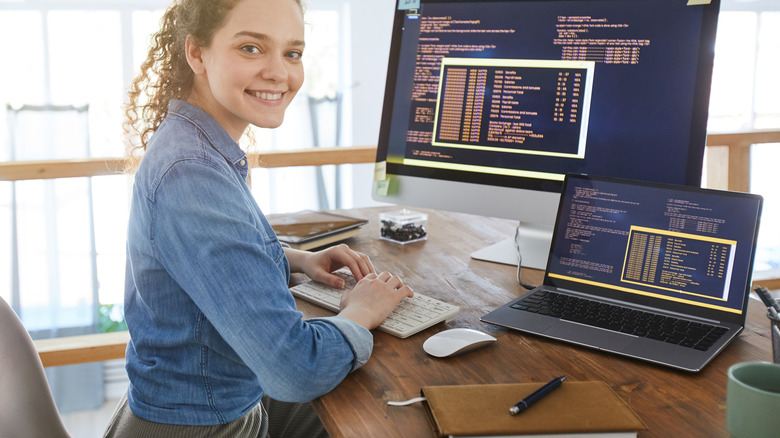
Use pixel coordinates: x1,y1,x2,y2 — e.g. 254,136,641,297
372,0,721,269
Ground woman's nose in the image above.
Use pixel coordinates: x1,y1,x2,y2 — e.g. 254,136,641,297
260,54,289,82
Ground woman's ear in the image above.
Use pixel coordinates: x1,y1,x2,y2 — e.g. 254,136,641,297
185,35,206,75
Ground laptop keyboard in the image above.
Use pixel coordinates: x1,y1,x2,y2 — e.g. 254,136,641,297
511,290,728,351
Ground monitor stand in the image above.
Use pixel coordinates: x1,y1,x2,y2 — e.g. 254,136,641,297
470,222,553,270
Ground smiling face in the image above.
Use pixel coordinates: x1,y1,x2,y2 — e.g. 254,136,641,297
185,0,305,140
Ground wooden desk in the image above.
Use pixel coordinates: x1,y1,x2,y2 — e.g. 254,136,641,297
296,207,775,438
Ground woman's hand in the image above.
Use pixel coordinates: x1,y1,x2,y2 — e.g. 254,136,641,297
284,244,413,329
284,244,374,288
338,271,414,330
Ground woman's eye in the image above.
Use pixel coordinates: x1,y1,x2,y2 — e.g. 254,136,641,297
241,45,260,54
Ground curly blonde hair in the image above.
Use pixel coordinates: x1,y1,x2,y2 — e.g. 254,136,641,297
123,0,303,172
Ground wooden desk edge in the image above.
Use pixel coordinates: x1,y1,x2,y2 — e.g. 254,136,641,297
34,331,129,368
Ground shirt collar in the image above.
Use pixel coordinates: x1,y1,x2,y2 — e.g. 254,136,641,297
168,99,247,167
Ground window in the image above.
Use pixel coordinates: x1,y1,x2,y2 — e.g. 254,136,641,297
1,1,351,320
709,3,780,271
3,0,779,323
709,11,780,131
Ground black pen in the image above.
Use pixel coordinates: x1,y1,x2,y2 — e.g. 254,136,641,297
510,375,566,415
753,286,780,312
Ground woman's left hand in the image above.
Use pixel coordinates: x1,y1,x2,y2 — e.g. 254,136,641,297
284,244,375,289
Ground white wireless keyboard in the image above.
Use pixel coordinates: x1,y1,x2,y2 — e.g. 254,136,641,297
290,270,459,338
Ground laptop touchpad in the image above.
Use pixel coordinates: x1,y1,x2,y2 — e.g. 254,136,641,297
543,321,635,351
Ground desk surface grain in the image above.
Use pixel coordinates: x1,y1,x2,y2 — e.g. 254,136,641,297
296,207,774,438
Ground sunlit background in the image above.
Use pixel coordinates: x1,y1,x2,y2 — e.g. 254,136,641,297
1,0,778,330
0,0,778,428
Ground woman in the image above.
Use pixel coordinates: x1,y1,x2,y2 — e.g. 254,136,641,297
104,0,413,436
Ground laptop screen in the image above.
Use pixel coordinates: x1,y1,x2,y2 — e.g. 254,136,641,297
545,175,763,322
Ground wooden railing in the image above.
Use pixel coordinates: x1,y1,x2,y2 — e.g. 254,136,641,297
0,145,378,182
33,331,131,368
705,130,780,192
2,135,779,367
3,133,778,187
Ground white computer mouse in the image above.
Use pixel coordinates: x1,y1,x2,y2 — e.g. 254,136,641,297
422,328,497,358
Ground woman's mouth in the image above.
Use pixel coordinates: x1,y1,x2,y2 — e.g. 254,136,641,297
248,90,283,101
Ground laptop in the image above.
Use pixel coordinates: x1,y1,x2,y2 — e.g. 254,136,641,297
481,174,763,372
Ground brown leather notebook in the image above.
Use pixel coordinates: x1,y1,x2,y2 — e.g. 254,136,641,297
421,381,646,437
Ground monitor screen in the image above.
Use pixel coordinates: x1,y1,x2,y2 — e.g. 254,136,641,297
373,0,721,269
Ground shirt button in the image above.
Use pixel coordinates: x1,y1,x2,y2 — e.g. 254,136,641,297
239,159,247,166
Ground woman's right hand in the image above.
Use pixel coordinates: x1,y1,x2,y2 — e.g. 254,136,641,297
337,272,414,330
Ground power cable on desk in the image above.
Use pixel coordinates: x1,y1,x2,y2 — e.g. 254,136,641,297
516,263,539,290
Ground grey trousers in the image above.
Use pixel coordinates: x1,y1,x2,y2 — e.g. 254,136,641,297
103,393,328,438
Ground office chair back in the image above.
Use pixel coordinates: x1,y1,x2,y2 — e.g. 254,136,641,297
0,296,70,438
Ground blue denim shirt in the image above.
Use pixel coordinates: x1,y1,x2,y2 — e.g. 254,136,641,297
124,99,372,426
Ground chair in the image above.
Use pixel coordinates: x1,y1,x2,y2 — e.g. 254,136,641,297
0,296,70,438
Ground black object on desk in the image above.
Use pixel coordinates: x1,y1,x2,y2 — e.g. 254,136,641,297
754,286,780,313
509,375,566,415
